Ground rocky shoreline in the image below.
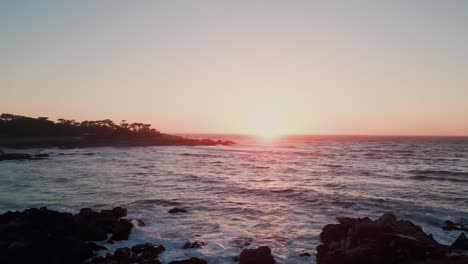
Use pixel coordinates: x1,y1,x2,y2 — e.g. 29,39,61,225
0,207,466,264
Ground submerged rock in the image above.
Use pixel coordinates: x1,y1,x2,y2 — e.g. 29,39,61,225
183,241,207,249
317,213,468,264
0,153,32,160
168,208,187,214
232,237,253,248
0,153,50,161
239,246,276,264
443,220,468,232
168,257,207,264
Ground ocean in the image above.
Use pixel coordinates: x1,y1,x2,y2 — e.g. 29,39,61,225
1,135,467,263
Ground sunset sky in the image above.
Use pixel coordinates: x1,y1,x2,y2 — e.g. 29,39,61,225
1,1,468,136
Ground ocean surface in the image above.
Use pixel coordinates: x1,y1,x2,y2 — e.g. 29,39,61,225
1,135,468,263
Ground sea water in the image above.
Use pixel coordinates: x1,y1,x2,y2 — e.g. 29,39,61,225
1,135,467,263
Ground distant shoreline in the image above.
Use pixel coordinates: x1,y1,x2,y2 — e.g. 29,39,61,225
0,113,235,149
0,135,235,149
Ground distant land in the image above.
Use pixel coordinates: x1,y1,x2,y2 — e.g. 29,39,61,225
0,114,234,148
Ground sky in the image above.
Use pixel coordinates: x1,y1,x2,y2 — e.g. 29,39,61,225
1,0,468,136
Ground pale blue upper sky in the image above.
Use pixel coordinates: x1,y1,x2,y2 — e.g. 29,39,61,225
1,1,468,135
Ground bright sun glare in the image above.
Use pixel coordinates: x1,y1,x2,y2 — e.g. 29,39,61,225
250,111,285,140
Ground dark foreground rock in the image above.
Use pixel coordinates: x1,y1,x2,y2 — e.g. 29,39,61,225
0,207,133,264
239,246,276,264
451,233,468,250
317,213,468,264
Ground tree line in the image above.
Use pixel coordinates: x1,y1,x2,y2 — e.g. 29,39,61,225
0,113,160,138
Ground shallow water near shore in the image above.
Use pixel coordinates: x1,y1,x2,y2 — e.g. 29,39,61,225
1,135,468,263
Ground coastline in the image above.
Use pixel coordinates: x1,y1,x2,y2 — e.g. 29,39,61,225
0,135,235,150
1,207,466,264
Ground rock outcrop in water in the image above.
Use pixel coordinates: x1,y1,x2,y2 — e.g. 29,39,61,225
239,246,276,264
317,213,468,264
0,153,49,161
0,207,134,264
168,257,208,264
168,207,187,214
0,207,211,264
90,243,166,264
443,220,468,232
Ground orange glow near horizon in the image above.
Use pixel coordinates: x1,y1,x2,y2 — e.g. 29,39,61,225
245,109,292,139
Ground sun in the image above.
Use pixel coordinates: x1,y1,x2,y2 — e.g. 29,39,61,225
249,111,285,140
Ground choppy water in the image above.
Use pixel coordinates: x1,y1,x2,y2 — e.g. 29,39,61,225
1,135,468,263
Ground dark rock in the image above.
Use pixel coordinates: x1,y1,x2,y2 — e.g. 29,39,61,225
114,247,131,263
299,252,311,257
0,207,133,264
33,153,50,158
316,213,467,264
232,237,252,248
183,240,207,249
443,220,468,232
112,207,128,218
87,242,107,251
0,153,32,161
75,206,133,240
168,257,208,264
127,243,165,264
110,219,133,240
90,255,105,263
451,233,468,250
239,246,276,264
168,208,187,214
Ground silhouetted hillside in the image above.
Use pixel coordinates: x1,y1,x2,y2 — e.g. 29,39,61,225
0,114,234,148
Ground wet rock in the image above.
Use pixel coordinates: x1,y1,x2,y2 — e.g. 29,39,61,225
299,252,311,257
239,246,276,264
75,206,133,241
168,257,207,264
87,242,108,251
0,153,32,161
168,208,187,214
232,237,252,248
105,253,116,264
110,219,133,240
114,247,131,263
132,243,165,255
0,207,133,264
317,213,467,264
33,153,50,158
112,207,128,218
183,240,207,249
90,255,105,263
451,233,468,250
443,220,468,232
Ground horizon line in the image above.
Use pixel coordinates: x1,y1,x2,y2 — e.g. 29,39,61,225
173,133,468,138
